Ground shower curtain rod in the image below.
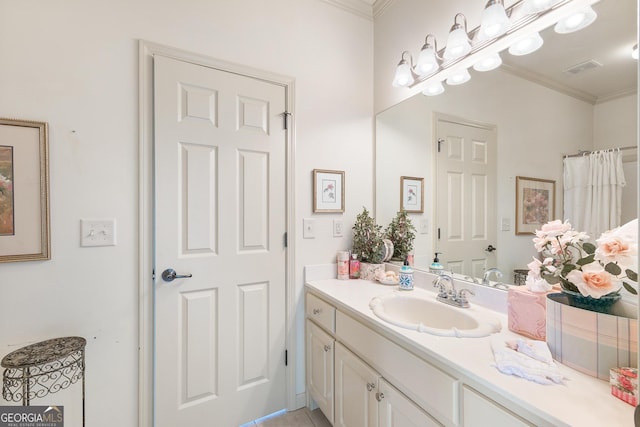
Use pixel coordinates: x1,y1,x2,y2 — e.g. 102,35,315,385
564,145,637,158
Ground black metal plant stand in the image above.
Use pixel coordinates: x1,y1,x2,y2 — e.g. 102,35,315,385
1,336,86,427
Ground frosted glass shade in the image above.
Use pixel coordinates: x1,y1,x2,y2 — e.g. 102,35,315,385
473,53,502,72
392,61,414,87
478,1,510,41
444,27,471,60
446,69,471,86
554,6,597,34
422,81,445,96
508,32,543,56
416,46,440,76
522,0,560,14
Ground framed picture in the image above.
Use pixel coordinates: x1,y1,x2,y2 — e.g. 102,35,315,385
313,169,344,213
515,176,555,235
0,118,50,262
400,176,424,213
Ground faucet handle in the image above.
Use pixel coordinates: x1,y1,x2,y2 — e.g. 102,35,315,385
432,277,448,298
457,288,475,304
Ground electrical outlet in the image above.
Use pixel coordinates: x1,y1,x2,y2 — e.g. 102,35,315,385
81,219,117,247
303,218,315,239
333,219,344,237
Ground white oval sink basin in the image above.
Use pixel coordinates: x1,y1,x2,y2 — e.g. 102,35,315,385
369,290,502,338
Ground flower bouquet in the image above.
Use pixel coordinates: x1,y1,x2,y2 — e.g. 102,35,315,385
525,219,637,313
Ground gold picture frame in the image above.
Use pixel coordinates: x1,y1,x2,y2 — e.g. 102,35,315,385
400,176,424,213
515,176,556,235
0,118,50,262
313,169,345,213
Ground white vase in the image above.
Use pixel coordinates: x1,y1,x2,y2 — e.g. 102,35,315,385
360,262,385,281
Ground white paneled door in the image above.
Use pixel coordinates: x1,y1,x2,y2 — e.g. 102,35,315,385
436,117,497,279
153,55,288,427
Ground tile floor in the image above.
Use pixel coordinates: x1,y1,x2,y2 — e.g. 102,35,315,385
244,407,331,427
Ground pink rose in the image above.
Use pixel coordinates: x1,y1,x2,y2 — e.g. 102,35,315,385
595,222,637,270
566,262,620,298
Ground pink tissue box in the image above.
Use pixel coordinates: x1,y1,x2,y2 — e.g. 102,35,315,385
610,368,638,406
507,286,552,341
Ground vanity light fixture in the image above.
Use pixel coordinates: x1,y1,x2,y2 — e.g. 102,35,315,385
473,52,503,72
416,35,441,76
392,0,600,96
554,5,597,33
632,44,639,60
392,51,415,87
508,32,544,56
446,68,471,86
478,0,510,41
422,81,445,96
444,14,472,60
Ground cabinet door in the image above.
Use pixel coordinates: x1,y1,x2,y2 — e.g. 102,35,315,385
378,379,442,427
334,343,380,427
307,320,335,424
462,386,532,427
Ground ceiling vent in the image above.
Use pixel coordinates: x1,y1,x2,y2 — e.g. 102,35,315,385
563,59,603,75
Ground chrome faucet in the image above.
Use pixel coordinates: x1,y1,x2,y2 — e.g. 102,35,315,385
482,268,503,286
433,273,475,308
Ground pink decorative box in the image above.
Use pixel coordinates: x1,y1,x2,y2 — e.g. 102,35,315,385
507,286,552,340
610,368,638,406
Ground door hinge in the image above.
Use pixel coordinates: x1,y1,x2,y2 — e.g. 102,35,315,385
437,138,444,153
285,350,288,366
284,112,291,130
437,228,441,240
284,232,288,248
152,268,155,280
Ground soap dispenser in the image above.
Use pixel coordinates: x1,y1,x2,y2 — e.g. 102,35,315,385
429,252,444,275
399,259,414,291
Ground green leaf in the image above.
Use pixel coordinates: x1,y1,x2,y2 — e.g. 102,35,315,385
543,275,560,284
561,264,576,275
605,262,622,275
626,269,638,282
576,255,594,266
582,242,596,254
623,281,638,295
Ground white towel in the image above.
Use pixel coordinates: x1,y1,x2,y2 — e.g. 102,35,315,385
491,337,564,385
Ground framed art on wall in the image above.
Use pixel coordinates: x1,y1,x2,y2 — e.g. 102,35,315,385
0,118,50,262
313,169,344,213
400,176,424,213
515,175,555,235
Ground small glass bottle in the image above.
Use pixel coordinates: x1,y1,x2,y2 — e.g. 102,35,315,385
349,254,360,279
337,251,349,280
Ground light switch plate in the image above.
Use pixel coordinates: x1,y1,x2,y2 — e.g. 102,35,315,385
303,218,315,239
81,219,117,247
501,217,511,231
333,219,344,237
420,219,429,234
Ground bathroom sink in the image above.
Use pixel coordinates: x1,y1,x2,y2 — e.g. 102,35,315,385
369,290,501,338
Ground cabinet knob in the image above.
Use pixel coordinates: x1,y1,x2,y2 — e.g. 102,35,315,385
375,392,385,402
324,345,331,352
366,382,375,392
313,308,322,315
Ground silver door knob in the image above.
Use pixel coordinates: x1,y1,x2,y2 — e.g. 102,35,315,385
161,268,193,282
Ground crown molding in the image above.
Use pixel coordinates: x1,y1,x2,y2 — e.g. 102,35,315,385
318,0,374,20
373,0,394,18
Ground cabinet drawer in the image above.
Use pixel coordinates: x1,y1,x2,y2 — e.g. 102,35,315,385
306,293,336,333
462,386,533,427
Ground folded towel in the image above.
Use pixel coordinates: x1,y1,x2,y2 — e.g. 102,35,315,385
491,337,564,385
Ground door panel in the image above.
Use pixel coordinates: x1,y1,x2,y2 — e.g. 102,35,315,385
436,118,497,278
154,54,287,427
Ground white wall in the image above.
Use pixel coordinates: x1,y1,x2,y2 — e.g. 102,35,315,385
0,1,373,425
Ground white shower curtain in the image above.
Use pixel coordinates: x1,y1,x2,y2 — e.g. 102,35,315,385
563,150,626,240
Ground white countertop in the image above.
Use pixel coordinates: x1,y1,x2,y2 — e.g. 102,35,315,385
305,276,636,427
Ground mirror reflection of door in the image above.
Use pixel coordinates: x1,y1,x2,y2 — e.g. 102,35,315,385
435,116,497,278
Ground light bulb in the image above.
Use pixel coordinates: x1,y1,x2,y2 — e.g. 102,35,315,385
416,46,439,76
422,81,445,96
446,69,471,86
554,6,597,34
509,32,543,56
392,57,414,87
478,0,510,41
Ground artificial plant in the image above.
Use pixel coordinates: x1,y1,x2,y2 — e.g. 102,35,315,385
385,210,416,261
352,207,385,264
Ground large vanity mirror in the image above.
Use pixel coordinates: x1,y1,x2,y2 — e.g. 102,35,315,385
375,0,638,287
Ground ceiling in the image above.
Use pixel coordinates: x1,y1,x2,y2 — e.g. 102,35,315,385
501,0,638,103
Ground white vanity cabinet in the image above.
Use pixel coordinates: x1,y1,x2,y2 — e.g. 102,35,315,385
378,379,441,427
334,342,379,427
462,386,532,427
306,317,335,423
